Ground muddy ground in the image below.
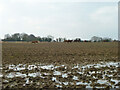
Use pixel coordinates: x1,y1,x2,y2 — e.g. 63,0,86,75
1,42,120,89
2,42,118,65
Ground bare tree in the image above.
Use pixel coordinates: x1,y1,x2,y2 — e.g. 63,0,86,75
91,36,102,42
47,35,54,42
102,37,112,42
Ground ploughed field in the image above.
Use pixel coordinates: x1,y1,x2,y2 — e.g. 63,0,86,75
1,42,120,88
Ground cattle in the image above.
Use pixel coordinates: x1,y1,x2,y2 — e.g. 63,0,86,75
32,41,39,44
64,40,73,43
74,39,81,42
84,40,91,42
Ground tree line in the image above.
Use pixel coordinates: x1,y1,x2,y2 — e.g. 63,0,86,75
2,33,54,42
2,33,116,42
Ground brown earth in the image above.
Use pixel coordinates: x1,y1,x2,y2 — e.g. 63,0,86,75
2,42,118,65
1,42,120,89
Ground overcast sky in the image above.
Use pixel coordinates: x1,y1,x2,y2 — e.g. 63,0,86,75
0,0,118,40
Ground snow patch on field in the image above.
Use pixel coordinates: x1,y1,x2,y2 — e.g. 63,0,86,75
2,61,120,88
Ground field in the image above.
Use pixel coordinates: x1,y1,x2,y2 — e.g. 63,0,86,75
1,42,120,88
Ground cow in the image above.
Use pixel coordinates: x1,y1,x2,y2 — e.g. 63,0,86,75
74,38,81,42
64,40,73,43
32,41,39,44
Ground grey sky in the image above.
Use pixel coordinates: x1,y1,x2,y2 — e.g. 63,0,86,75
0,0,118,40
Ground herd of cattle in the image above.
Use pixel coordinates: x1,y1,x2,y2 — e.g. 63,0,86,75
2,39,117,44
31,40,92,43
31,39,118,43
31,39,82,43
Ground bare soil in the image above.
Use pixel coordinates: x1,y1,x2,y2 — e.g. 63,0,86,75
1,42,120,89
2,42,118,65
